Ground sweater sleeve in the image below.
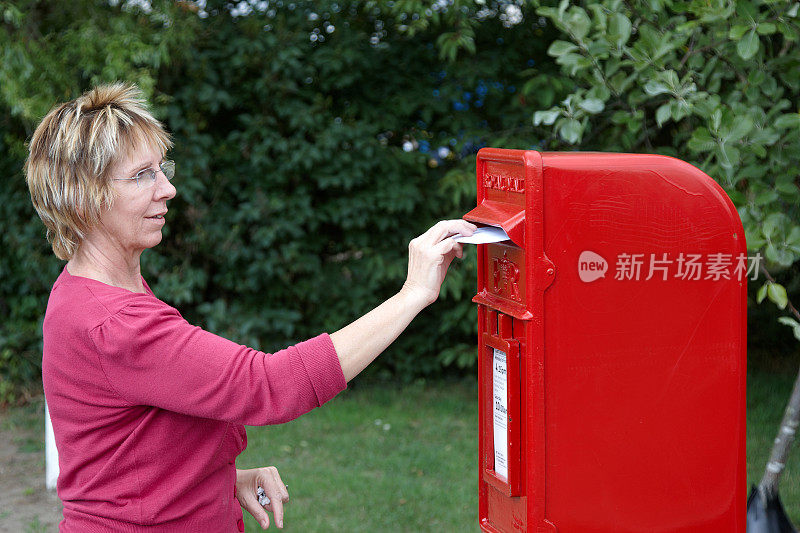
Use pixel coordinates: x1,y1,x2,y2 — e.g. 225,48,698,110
88,296,347,425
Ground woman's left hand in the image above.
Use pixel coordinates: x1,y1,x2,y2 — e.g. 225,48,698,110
236,466,290,529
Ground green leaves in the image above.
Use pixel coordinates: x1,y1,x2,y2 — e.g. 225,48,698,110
644,79,671,96
737,29,760,60
548,40,579,56
565,6,592,41
756,213,800,267
558,118,583,144
758,282,789,309
1,0,566,392
774,113,800,129
534,108,561,125
554,51,592,76
529,0,800,332
655,104,671,127
578,98,604,114
769,283,788,309
436,27,476,61
608,13,632,48
729,25,750,40
778,317,800,342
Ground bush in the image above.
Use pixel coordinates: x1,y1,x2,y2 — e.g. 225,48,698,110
527,0,800,346
0,0,560,401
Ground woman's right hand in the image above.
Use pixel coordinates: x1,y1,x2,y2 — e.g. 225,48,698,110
401,219,476,309
236,466,290,529
330,219,475,382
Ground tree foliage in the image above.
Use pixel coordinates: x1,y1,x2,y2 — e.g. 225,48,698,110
0,0,197,403
527,0,800,341
4,0,797,404
0,0,558,402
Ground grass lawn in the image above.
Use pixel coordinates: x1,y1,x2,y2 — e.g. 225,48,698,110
746,367,800,524
239,370,800,531
2,370,798,531
236,379,479,532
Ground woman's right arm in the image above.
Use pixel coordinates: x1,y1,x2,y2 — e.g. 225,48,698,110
330,219,475,382
90,300,345,426
90,220,473,424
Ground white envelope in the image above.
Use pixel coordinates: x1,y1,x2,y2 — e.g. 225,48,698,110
452,226,510,244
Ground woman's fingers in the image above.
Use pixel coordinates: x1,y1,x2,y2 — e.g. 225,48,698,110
432,231,462,255
420,219,476,244
260,467,289,529
267,496,284,530
240,490,271,529
403,220,475,307
236,466,290,530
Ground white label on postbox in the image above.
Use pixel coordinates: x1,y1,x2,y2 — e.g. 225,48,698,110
492,348,509,482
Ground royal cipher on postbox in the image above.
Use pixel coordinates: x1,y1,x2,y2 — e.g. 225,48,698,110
463,149,747,533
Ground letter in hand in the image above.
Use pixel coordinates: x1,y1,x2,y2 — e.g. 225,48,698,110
402,219,477,307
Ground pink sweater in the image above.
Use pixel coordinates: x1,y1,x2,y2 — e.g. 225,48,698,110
43,266,347,532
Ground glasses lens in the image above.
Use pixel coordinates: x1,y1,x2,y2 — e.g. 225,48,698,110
135,169,158,189
161,160,175,180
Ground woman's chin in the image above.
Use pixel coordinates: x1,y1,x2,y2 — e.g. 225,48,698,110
142,232,164,249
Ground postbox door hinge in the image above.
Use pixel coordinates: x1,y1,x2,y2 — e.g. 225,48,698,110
535,254,556,291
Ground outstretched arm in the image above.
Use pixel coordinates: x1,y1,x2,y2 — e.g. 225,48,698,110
330,219,476,382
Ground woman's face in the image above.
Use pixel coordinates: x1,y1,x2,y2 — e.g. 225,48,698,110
95,143,176,257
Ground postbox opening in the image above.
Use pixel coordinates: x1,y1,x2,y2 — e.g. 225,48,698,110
463,200,524,247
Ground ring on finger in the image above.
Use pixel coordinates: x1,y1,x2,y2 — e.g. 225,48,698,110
256,485,289,506
257,487,270,506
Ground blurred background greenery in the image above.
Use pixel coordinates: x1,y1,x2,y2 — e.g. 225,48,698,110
2,0,798,402
0,0,799,526
0,0,564,399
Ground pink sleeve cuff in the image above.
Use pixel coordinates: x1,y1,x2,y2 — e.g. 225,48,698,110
291,333,347,406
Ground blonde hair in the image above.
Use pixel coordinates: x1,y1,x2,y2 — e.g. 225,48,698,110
25,82,173,260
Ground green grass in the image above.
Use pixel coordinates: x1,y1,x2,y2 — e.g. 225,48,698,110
746,368,800,524
3,371,799,531
240,372,800,531
23,516,47,533
236,379,479,532
1,399,46,453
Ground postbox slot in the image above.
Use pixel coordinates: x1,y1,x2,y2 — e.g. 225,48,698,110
463,200,524,248
498,314,512,339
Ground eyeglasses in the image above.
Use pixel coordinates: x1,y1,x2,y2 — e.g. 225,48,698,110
112,160,175,189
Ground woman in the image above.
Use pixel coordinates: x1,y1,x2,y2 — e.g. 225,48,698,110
25,83,475,532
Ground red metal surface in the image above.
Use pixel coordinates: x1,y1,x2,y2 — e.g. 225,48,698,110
465,150,747,533
482,330,522,497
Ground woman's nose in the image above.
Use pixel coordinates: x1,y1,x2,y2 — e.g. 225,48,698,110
154,171,176,200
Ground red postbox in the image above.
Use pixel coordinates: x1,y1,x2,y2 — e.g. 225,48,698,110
464,149,747,533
